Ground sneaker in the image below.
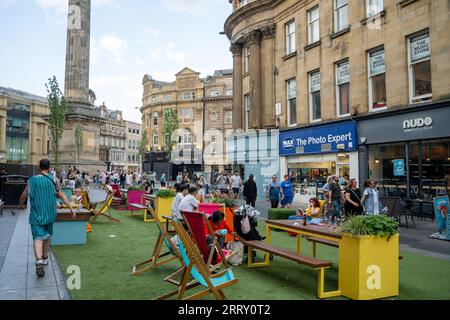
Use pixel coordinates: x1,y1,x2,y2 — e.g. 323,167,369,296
36,261,45,277
42,257,49,266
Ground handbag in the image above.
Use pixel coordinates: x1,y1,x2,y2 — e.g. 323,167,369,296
240,214,251,235
227,241,244,266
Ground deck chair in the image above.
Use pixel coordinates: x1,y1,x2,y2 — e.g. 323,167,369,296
81,191,96,210
90,195,121,223
181,211,235,271
169,218,238,300
131,208,179,276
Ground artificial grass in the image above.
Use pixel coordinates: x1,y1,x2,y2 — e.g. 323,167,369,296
53,208,450,300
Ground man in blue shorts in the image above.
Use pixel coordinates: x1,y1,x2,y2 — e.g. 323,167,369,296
280,175,294,208
19,159,75,277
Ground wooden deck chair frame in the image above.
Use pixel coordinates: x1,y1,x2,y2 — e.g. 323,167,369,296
181,211,233,272
90,195,121,223
169,218,237,300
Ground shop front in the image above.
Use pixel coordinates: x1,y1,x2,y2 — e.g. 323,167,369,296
279,120,359,200
358,103,450,199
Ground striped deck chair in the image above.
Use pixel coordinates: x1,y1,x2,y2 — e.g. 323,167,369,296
90,195,120,223
168,218,237,300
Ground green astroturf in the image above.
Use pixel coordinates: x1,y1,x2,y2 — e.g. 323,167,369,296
53,208,450,300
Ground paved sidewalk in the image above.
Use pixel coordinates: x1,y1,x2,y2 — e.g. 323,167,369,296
0,208,70,300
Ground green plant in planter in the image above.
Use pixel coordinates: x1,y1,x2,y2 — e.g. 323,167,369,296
128,186,144,191
156,189,176,198
341,215,399,241
211,196,237,208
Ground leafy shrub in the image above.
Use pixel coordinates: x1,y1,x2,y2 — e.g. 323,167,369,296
156,189,176,198
211,196,237,208
341,215,399,241
268,208,297,220
127,186,144,191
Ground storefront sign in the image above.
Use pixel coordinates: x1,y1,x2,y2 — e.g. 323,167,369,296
410,33,430,63
279,120,357,156
370,51,385,76
393,159,405,176
358,105,450,145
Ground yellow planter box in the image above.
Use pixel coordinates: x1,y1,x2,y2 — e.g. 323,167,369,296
156,197,174,222
339,233,399,300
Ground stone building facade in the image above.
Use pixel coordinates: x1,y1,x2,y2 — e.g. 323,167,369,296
0,87,49,165
125,120,142,172
225,0,450,198
97,103,127,172
141,67,233,177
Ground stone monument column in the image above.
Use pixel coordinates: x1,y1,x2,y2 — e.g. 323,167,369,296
247,30,262,129
230,43,243,130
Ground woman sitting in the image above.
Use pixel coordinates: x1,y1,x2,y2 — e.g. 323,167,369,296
204,211,231,264
296,197,322,218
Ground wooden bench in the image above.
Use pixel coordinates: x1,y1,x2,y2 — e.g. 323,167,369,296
129,203,154,222
239,238,339,299
305,237,339,258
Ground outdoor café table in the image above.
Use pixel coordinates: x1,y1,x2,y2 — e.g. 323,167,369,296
265,219,342,256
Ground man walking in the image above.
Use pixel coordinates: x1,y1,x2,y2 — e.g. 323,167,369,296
266,175,281,209
19,159,75,277
243,174,257,207
216,171,228,193
280,175,294,208
230,171,242,199
328,175,343,226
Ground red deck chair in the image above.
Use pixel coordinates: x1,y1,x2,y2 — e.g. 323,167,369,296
181,211,234,271
111,184,122,209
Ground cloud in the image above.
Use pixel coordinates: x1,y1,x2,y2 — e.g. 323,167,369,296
160,0,220,15
144,27,160,38
149,48,163,61
165,42,187,66
134,57,145,66
91,34,128,65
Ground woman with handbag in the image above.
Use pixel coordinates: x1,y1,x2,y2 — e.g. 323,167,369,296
344,179,363,217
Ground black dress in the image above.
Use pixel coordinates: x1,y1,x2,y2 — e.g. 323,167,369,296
344,188,363,216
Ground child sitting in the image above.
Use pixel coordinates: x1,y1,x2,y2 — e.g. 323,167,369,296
204,211,232,264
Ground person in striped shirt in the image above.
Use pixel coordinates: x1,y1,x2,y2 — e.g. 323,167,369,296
19,159,75,277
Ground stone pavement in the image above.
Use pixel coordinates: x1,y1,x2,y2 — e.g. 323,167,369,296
0,208,70,300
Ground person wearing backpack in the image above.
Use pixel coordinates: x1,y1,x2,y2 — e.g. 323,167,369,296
266,175,281,208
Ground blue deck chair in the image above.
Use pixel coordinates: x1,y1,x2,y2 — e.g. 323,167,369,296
169,218,238,300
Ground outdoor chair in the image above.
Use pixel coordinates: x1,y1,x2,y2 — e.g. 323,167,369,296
90,195,121,223
111,184,122,209
167,218,238,300
181,211,236,272
399,199,415,228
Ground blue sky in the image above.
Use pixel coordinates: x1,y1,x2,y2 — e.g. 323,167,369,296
0,0,233,122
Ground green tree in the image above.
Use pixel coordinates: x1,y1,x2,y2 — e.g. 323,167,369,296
138,130,149,172
162,109,179,153
74,124,83,164
46,76,67,169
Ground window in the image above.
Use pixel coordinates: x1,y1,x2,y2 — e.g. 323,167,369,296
244,94,250,130
334,0,348,32
100,136,105,146
164,95,171,101
225,111,233,124
243,46,250,74
210,90,221,97
128,140,131,148
309,71,321,121
366,0,383,17
238,0,248,8
408,32,432,103
132,129,136,134
137,129,140,135
336,61,350,116
226,89,233,96
285,20,296,55
180,92,195,100
179,108,194,124
152,130,158,145
308,6,320,44
182,130,192,145
211,135,217,156
153,112,158,126
287,79,297,126
368,49,387,110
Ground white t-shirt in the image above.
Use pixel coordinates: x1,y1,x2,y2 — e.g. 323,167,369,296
363,188,380,215
179,194,199,213
171,193,184,219
230,175,241,189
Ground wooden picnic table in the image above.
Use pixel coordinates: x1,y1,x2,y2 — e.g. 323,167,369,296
265,219,341,256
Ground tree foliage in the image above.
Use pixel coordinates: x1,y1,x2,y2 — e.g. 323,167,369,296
139,130,148,157
46,76,66,168
162,109,179,152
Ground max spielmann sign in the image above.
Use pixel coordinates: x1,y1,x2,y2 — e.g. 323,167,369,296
279,121,357,156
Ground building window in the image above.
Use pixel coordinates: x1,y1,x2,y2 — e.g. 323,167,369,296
308,6,320,44
179,108,194,124
408,32,432,104
226,89,233,96
225,111,233,124
182,130,192,145
128,140,131,148
334,0,348,32
366,0,383,17
243,46,250,74
309,71,321,122
285,20,296,55
238,0,248,8
153,112,158,126
210,90,221,97
152,130,158,146
137,129,140,135
243,94,250,130
287,79,297,126
336,61,350,116
164,94,171,101
180,92,195,100
368,49,387,110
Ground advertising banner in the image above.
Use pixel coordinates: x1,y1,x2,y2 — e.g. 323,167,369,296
393,159,405,176
432,196,449,240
